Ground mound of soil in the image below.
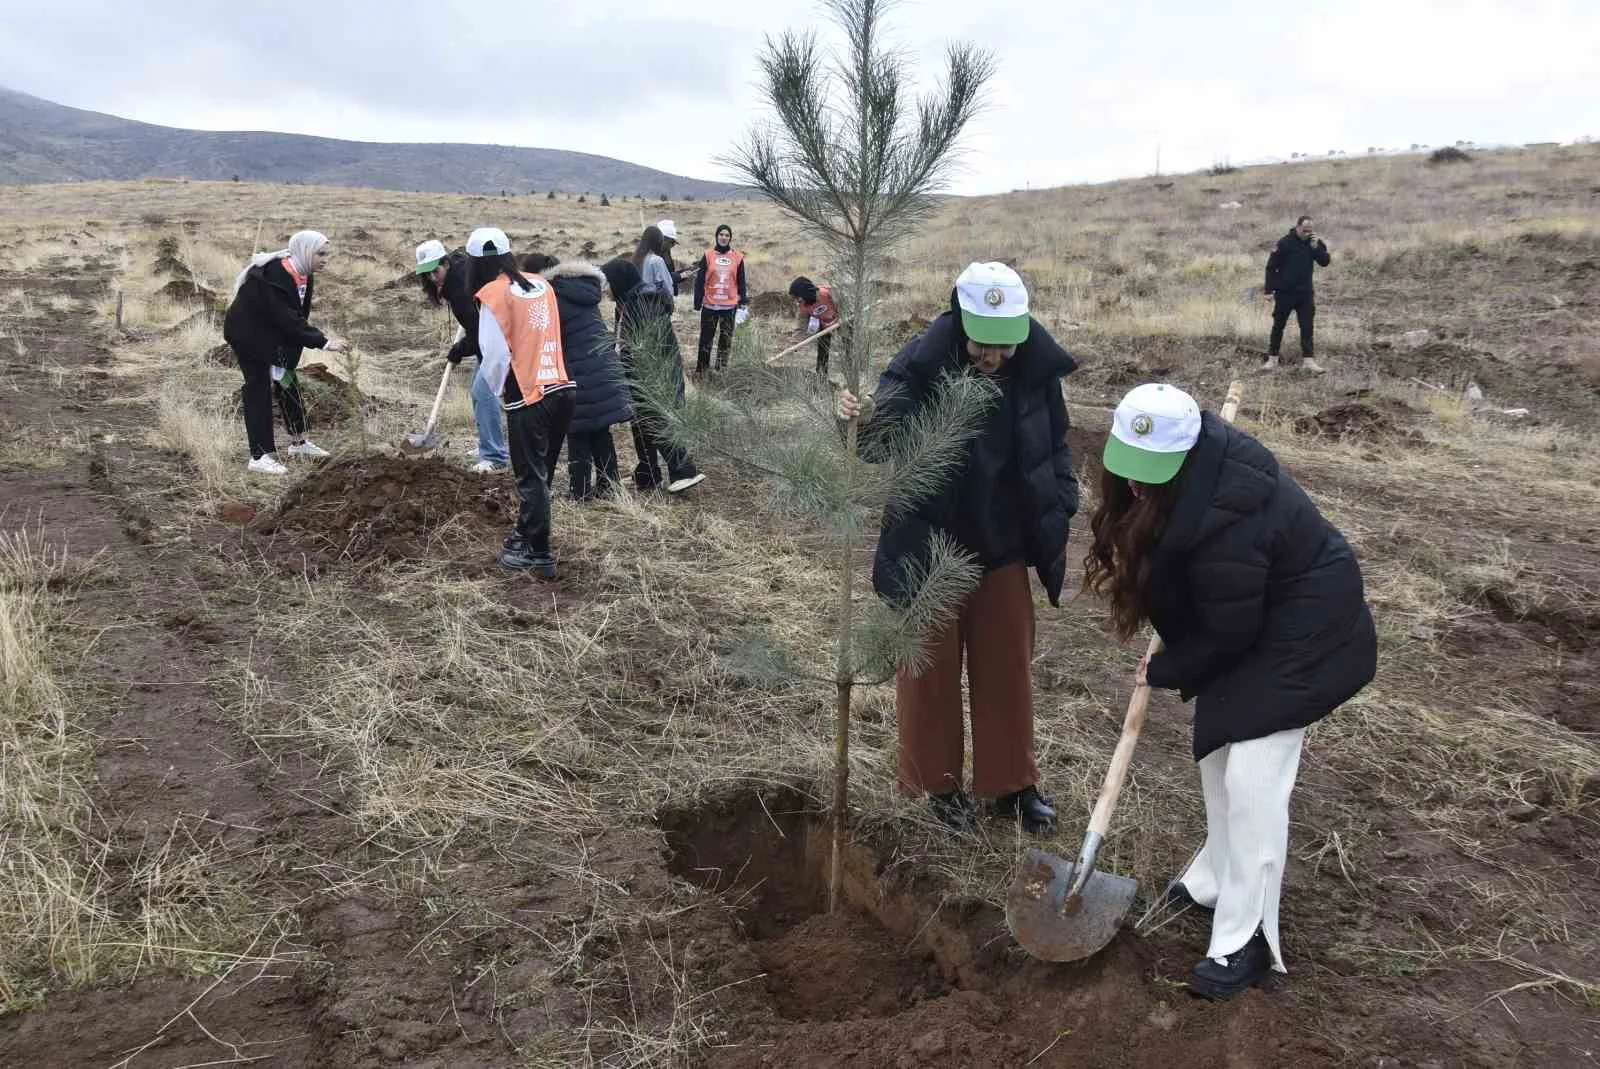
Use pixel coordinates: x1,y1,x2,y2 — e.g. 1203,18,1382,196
152,235,187,276
256,454,516,564
158,277,219,305
750,290,796,319
1293,401,1403,441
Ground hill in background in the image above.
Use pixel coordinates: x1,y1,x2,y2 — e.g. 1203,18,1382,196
0,86,746,199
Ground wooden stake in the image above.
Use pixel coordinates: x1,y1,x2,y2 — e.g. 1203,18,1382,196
114,290,124,330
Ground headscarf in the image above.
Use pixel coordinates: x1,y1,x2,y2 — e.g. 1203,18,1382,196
232,229,329,298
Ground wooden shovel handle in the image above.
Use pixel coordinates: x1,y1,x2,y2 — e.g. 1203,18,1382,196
1086,379,1245,839
423,362,452,432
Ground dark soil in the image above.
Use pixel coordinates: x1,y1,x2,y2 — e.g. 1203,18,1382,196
1292,400,1415,441
255,453,517,566
749,290,796,318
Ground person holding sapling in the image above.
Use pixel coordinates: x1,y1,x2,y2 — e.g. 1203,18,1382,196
521,253,634,501
414,238,510,472
224,229,346,475
693,224,748,374
788,276,840,375
598,257,706,493
1083,383,1377,1000
836,262,1078,835
466,228,576,576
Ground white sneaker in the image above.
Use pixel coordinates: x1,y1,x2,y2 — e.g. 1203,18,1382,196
464,444,481,458
1302,359,1327,374
1261,355,1280,370
667,473,707,493
471,460,508,474
287,439,330,458
247,454,288,476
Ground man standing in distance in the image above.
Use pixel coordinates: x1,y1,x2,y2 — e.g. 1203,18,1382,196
1262,215,1330,373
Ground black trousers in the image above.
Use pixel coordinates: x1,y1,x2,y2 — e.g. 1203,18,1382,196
506,390,575,553
1269,293,1315,360
629,417,698,490
697,309,736,372
237,357,307,459
816,330,834,374
567,426,620,499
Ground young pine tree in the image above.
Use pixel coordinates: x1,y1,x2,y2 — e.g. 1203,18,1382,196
631,0,993,910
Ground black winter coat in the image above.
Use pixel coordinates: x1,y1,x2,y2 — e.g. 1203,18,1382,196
545,262,633,433
1144,414,1377,759
1263,230,1330,297
861,307,1079,607
439,253,481,365
223,257,326,368
615,282,688,407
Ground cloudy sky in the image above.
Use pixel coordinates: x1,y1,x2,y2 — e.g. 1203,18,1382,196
3,0,1596,194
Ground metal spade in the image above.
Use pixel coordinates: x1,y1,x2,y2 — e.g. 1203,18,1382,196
402,362,453,453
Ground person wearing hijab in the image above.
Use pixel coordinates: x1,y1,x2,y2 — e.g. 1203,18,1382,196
467,228,577,576
223,230,346,475
1083,383,1377,1000
692,224,747,374
414,238,509,471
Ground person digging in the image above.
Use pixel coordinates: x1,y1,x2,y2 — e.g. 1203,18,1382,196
465,228,577,576
1262,215,1330,373
414,238,510,472
693,224,748,374
1083,383,1377,1000
223,230,347,475
836,262,1078,835
789,276,839,375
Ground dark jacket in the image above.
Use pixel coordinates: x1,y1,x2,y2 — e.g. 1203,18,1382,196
439,253,481,365
1144,414,1377,759
603,258,688,409
692,245,748,311
223,257,326,368
544,262,633,433
1263,230,1330,297
860,305,1079,607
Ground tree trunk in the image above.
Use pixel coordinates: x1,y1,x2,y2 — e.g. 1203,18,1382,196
828,417,859,914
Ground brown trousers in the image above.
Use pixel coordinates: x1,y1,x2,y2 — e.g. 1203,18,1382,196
896,562,1040,799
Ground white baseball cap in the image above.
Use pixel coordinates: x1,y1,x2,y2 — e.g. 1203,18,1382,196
466,227,511,258
1104,383,1203,485
955,262,1030,346
656,219,679,242
414,239,448,274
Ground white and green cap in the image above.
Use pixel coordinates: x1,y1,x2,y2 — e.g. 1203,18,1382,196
1103,383,1202,485
414,239,448,274
955,261,1031,346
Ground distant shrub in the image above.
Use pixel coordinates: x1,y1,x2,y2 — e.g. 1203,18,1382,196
1208,160,1238,176
547,190,557,200
600,194,611,207
578,195,587,204
1429,146,1472,165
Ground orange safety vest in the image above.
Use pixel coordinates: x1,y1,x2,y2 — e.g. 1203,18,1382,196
476,274,571,406
702,248,743,310
805,285,838,327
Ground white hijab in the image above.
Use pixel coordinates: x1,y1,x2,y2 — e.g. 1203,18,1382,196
232,230,328,298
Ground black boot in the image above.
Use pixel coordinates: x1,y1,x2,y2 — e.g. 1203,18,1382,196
928,788,976,831
1187,928,1273,1001
1157,880,1214,915
499,535,557,579
995,785,1057,835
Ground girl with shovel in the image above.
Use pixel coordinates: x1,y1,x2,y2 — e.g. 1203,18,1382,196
414,238,510,472
1083,383,1377,1000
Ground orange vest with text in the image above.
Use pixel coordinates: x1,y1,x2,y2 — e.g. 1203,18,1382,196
702,249,744,310
476,274,571,406
804,285,838,327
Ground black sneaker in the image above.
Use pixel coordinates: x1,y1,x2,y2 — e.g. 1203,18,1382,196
928,788,976,831
995,785,1057,835
1157,880,1214,915
499,537,557,578
1187,928,1273,1001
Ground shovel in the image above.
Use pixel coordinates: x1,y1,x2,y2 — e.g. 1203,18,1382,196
402,362,453,452
1006,380,1245,962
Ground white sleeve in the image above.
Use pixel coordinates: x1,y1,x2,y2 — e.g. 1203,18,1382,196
807,316,821,335
476,306,511,401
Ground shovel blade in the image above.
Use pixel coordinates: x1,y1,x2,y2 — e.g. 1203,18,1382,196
1005,848,1138,962
401,429,442,453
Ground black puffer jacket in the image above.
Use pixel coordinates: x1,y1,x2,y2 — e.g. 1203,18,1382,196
861,304,1079,607
1144,414,1377,759
1263,230,1331,297
223,257,326,368
438,253,481,365
544,261,633,433
603,259,688,408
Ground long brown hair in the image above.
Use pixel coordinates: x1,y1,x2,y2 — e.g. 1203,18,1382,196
631,225,668,269
1082,466,1182,641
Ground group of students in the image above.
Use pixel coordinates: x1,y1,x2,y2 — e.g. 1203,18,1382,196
224,227,1378,1002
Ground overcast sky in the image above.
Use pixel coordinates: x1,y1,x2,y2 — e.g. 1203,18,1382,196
4,0,1596,195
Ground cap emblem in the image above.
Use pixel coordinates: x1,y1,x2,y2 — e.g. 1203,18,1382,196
984,287,1005,307
1132,415,1154,436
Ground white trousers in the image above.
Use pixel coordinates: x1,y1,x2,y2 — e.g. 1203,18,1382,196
1178,726,1306,972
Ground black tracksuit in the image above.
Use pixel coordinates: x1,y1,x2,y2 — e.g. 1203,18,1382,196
1263,230,1330,360
692,243,748,372
439,253,481,366
223,257,327,458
